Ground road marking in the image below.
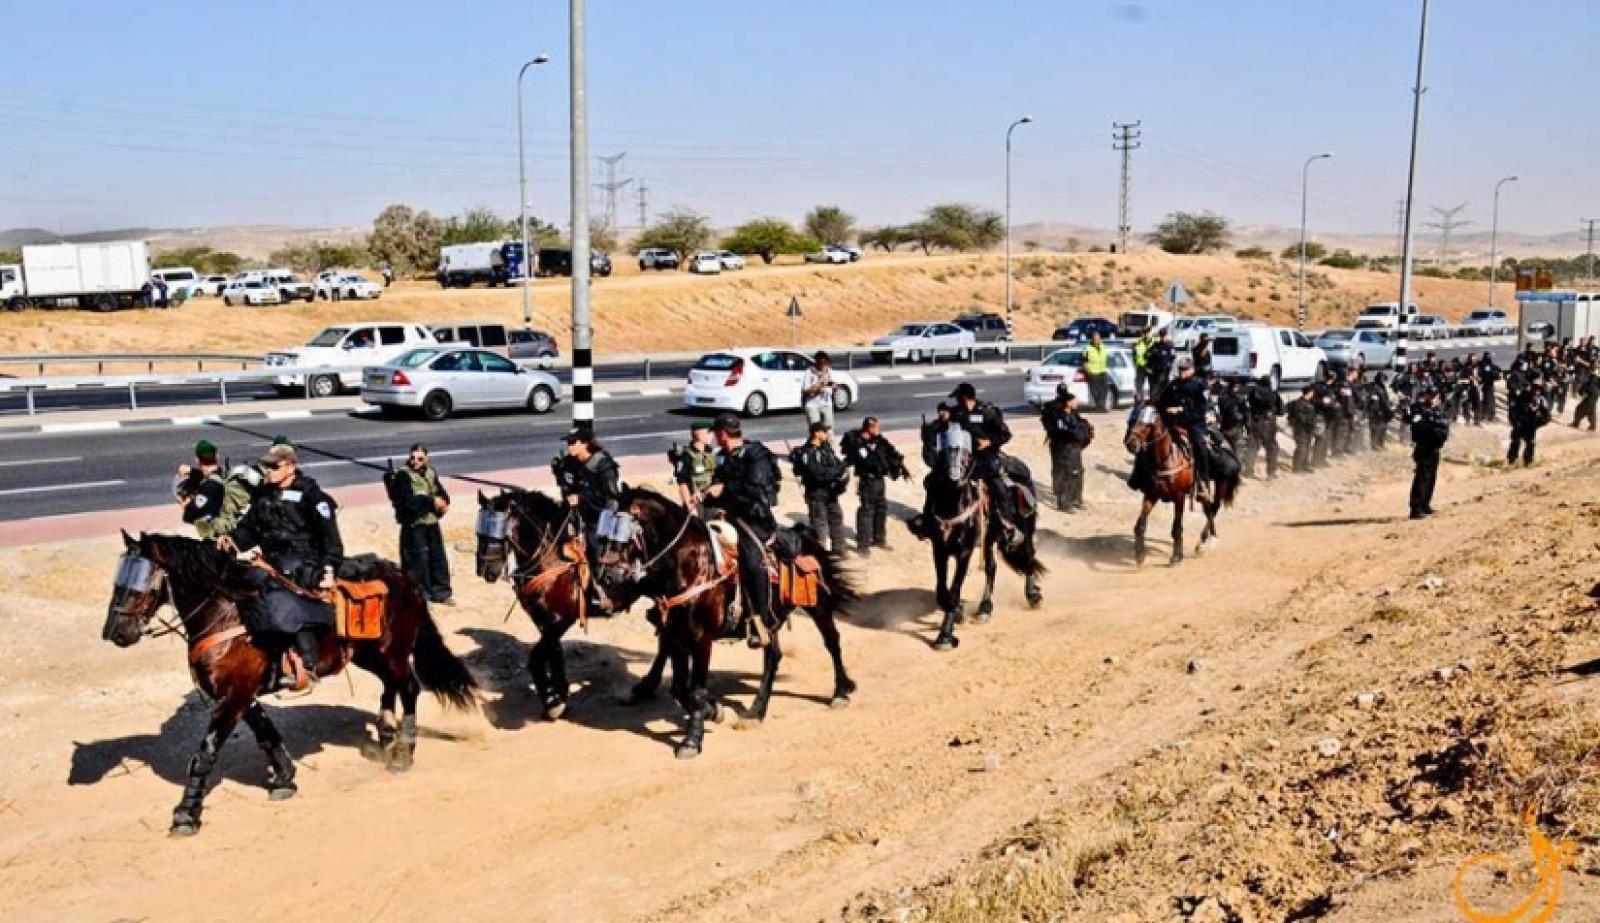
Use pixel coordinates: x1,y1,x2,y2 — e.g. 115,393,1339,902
899,373,926,381
639,388,674,397
39,421,120,433
171,415,221,427
0,456,81,467
265,410,314,420
913,391,951,398
0,478,124,496
604,430,686,442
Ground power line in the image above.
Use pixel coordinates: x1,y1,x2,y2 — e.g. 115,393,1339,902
1112,121,1141,253
1423,203,1470,265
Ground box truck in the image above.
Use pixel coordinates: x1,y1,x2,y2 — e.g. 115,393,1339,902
0,241,153,312
437,241,521,288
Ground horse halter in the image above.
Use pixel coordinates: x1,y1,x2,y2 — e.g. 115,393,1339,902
104,552,170,641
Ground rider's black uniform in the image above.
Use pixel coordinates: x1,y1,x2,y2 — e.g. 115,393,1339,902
706,440,781,627
1154,375,1211,479
230,473,344,672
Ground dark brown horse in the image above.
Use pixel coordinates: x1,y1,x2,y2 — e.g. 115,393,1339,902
103,532,479,836
594,488,858,759
1123,405,1240,566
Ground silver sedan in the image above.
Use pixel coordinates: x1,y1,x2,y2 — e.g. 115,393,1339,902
1314,328,1395,369
361,347,562,421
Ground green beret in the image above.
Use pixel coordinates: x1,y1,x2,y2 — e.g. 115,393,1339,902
194,439,217,456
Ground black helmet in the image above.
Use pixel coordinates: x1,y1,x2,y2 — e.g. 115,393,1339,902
949,382,977,401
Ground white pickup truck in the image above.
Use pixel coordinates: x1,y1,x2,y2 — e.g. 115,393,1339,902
265,322,442,397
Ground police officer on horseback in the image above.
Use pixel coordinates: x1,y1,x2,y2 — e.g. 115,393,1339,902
218,443,343,693
947,382,1033,547
1153,356,1212,494
703,414,783,645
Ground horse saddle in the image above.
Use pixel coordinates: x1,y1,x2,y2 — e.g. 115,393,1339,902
330,579,387,641
704,520,739,577
705,520,821,609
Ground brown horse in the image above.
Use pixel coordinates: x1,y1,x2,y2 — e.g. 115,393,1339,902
1122,405,1240,566
104,532,479,836
594,488,858,759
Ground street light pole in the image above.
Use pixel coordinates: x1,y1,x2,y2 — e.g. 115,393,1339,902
569,0,594,433
1394,0,1431,373
1297,152,1332,331
1487,174,1518,307
1004,116,1032,341
517,54,551,330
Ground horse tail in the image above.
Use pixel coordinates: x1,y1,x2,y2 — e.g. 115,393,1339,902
999,521,1048,579
412,605,481,712
1214,466,1241,508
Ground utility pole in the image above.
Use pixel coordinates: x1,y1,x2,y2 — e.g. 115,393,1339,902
1394,0,1430,374
1112,121,1141,254
594,152,632,237
1004,115,1033,341
636,181,648,230
1487,176,1517,307
1583,218,1599,282
516,55,551,330
1424,203,1470,266
568,0,593,433
1297,152,1333,331
1394,199,1407,257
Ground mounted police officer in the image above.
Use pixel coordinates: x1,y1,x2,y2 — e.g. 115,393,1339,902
218,444,343,693
1408,387,1449,520
790,421,849,553
948,382,1032,546
391,443,453,605
703,414,782,645
1243,374,1283,479
1153,356,1212,495
840,415,908,556
1040,385,1091,510
670,420,718,512
553,429,623,524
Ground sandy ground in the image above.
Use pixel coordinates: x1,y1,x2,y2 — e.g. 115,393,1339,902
0,251,1493,371
0,411,1596,921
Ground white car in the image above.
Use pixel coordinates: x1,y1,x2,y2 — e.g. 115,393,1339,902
265,322,441,397
870,321,977,363
687,251,723,275
1407,314,1451,340
221,279,282,307
1461,308,1511,336
316,273,382,301
264,271,316,303
195,274,231,296
1170,314,1238,349
1209,325,1327,388
683,348,860,418
837,245,863,262
717,250,746,271
1352,301,1419,331
150,267,203,300
1023,345,1137,408
805,246,851,265
362,347,561,422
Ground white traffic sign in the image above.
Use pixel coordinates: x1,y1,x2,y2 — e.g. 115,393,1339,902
1165,279,1191,306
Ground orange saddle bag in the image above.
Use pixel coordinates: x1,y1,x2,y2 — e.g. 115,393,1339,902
333,579,388,641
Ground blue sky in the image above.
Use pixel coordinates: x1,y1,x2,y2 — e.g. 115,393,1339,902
1,0,1592,241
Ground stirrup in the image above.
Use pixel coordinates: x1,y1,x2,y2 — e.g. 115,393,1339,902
275,652,316,698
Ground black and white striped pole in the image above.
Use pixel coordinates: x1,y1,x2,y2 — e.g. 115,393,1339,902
1393,0,1430,374
568,0,594,434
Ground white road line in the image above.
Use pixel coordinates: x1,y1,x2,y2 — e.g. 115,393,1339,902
937,370,963,378
638,388,674,397
265,410,314,420
0,478,125,496
913,391,951,398
171,415,221,427
39,421,121,434
0,456,82,467
604,429,687,442
899,373,926,381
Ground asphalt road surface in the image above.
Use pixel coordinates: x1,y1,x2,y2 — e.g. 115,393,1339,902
0,339,1516,523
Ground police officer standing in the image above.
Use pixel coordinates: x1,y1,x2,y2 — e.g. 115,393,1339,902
1366,373,1393,450
1040,385,1091,510
1192,333,1214,381
1243,375,1284,479
1216,379,1251,464
790,421,849,553
1408,388,1449,520
840,416,908,556
1506,381,1552,466
1132,329,1155,403
1083,331,1111,412
1573,362,1600,432
1286,385,1319,474
219,444,343,693
671,420,718,511
703,414,782,643
393,443,453,605
1311,370,1338,467
921,400,957,468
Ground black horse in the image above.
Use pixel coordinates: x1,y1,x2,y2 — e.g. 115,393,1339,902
594,488,858,759
913,434,1044,651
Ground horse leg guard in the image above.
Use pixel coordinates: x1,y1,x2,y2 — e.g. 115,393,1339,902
389,714,417,774
171,732,221,837
245,704,297,799
933,608,961,652
677,689,711,760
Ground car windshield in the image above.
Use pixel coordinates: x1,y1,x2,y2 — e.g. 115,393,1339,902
308,327,350,347
1360,306,1394,316
1042,351,1084,367
1317,331,1355,343
1172,319,1194,330
393,348,443,368
694,354,740,371
893,324,930,336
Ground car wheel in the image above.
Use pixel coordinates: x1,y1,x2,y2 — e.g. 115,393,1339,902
526,385,555,415
832,387,852,411
743,391,769,418
307,374,339,399
5,296,24,312
421,391,453,422
304,293,315,303
223,296,233,307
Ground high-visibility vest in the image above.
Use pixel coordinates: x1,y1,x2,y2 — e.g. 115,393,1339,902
1084,343,1109,376
1133,338,1150,368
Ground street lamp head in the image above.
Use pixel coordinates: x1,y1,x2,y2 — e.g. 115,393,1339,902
1019,116,1034,124
1317,151,1333,159
533,54,551,64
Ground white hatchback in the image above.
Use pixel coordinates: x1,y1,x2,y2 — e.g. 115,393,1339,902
1023,346,1136,407
687,251,723,275
870,321,977,363
683,348,860,418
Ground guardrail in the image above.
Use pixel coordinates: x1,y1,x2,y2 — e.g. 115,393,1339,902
0,366,352,415
0,353,262,376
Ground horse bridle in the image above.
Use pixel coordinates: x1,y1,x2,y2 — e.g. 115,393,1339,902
105,553,220,643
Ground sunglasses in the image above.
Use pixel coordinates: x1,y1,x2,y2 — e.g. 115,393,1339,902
262,461,289,471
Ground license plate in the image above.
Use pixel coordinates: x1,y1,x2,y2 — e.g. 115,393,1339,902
695,397,714,405
366,374,386,386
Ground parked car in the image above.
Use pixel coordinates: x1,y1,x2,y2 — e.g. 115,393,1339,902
1169,314,1238,349
805,246,851,265
687,251,723,275
362,347,561,422
508,328,560,362
638,248,679,271
1209,325,1326,389
263,270,315,303
717,250,746,271
316,273,382,301
1051,316,1120,343
683,348,860,417
150,267,203,300
1117,307,1174,338
221,279,282,307
837,245,864,262
870,321,977,363
429,321,510,357
265,322,440,397
1407,314,1451,340
536,246,613,278
1352,301,1419,331
1023,345,1137,407
195,274,231,296
952,312,1011,343
1461,308,1512,336
1314,328,1395,370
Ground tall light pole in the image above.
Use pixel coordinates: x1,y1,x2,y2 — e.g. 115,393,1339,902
1004,115,1032,341
1394,0,1431,373
569,0,594,433
1487,174,1518,307
517,54,551,330
1296,152,1332,331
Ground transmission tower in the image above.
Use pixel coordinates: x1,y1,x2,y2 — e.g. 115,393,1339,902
594,152,633,234
1583,218,1598,282
636,181,649,230
1112,121,1141,254
1423,203,1471,265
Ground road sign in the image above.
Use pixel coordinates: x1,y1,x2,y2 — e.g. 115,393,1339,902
1165,279,1191,306
786,296,803,318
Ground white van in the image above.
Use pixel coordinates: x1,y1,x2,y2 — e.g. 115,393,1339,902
264,322,441,397
1209,325,1327,389
150,267,201,299
1353,302,1419,331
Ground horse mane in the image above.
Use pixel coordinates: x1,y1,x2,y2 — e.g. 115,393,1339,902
507,488,564,525
142,533,254,594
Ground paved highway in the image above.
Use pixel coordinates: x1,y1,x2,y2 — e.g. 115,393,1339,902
0,339,1516,523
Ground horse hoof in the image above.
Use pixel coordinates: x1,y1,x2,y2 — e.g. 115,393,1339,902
268,785,297,802
675,744,702,761
829,696,851,710
1026,593,1043,609
708,704,726,724
932,635,959,652
973,610,993,625
736,716,763,731
544,701,568,721
169,821,199,838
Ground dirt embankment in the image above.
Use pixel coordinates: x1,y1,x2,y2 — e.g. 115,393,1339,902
0,251,1491,369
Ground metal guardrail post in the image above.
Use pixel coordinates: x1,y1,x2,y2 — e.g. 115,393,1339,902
220,379,228,405
128,382,139,410
25,387,34,416
643,358,651,381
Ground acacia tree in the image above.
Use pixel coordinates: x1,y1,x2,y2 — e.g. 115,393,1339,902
1147,212,1231,254
439,207,516,246
859,226,909,252
804,205,856,247
366,203,443,277
634,209,714,262
721,218,814,263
